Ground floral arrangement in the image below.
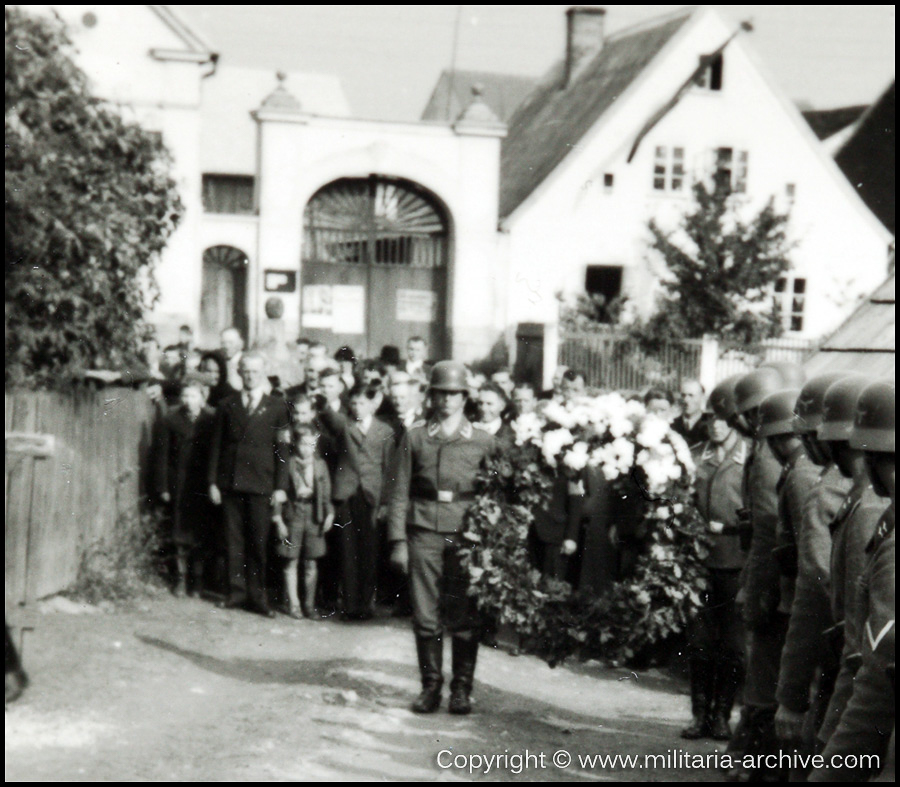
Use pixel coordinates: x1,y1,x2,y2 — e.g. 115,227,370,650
460,393,710,665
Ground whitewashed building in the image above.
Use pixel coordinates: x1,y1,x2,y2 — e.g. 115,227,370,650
26,5,894,370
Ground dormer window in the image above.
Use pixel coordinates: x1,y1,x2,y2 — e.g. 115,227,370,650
696,52,723,91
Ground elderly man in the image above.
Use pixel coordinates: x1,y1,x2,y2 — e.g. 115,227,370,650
404,336,431,380
219,328,245,392
208,353,291,617
673,379,713,449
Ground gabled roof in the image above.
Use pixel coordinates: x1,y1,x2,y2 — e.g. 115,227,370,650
149,5,216,55
801,105,867,141
805,271,895,377
499,8,694,219
421,70,537,122
834,81,895,234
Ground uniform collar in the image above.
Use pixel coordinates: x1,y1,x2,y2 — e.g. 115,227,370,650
427,416,473,440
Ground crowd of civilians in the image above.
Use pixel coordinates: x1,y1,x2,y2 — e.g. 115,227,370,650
145,325,710,627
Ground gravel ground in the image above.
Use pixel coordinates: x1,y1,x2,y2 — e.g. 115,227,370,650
5,594,727,781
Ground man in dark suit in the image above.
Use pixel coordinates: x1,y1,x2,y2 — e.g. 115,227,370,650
327,383,396,619
672,379,713,449
208,353,290,617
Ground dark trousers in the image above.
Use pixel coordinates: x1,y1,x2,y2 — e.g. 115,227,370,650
744,611,790,708
408,528,480,640
222,493,272,609
338,493,378,616
689,568,744,660
528,532,569,582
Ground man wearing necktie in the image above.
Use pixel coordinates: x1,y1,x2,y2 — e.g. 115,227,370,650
208,353,290,617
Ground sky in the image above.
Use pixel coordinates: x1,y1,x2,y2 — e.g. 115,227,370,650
175,5,895,121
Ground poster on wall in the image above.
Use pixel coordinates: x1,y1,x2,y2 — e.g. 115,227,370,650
396,289,436,322
331,285,366,334
302,285,332,329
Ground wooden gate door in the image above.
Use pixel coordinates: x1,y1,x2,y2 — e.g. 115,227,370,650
301,177,448,358
200,246,249,347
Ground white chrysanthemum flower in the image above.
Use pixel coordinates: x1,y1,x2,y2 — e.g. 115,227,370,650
542,400,577,430
512,411,544,446
636,413,669,448
542,428,574,466
563,441,590,471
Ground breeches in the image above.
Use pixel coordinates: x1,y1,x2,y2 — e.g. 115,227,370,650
408,528,480,640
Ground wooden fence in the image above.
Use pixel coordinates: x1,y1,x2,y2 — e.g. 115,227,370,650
5,387,157,606
559,330,704,392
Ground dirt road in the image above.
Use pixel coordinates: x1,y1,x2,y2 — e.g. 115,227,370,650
6,595,726,781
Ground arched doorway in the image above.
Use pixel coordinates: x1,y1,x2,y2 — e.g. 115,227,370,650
200,245,249,347
301,176,449,358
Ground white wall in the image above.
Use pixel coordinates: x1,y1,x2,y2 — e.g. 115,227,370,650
254,112,504,361
503,9,891,339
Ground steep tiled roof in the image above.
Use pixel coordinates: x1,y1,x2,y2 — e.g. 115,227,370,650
421,70,537,122
805,272,895,377
499,9,694,219
834,81,895,234
801,105,867,141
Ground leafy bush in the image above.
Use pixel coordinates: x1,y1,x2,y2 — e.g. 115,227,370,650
69,506,167,605
6,7,183,389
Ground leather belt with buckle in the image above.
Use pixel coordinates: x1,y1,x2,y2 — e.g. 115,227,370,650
411,490,476,503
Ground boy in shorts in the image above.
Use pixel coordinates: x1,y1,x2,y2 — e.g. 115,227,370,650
272,423,335,619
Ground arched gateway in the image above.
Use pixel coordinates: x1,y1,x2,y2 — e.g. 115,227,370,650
301,176,449,358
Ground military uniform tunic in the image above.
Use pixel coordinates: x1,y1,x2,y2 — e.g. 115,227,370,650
387,417,495,639
741,438,787,709
818,478,882,744
776,463,851,713
811,504,895,781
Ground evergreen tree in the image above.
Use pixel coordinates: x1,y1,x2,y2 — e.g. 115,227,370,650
5,8,183,388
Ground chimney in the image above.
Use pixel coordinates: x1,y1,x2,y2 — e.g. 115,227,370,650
565,6,606,87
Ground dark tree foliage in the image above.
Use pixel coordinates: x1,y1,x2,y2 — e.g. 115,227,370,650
5,8,183,389
634,180,792,346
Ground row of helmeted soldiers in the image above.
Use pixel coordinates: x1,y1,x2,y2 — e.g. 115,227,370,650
684,361,894,782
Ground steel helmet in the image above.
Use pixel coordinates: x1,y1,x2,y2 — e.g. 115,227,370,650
818,374,871,442
793,372,850,434
758,389,801,438
760,360,806,389
735,367,784,414
849,379,895,453
708,374,743,420
429,360,469,393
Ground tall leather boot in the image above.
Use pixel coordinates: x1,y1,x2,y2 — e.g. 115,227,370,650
448,637,479,715
681,657,713,739
411,636,443,713
709,658,743,741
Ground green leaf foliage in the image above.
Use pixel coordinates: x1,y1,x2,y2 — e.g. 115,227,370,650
6,8,183,389
632,180,792,348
